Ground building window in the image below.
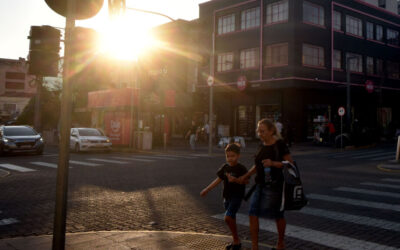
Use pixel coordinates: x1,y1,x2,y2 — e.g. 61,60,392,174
333,50,341,69
217,52,234,72
346,53,363,73
266,43,288,66
240,48,259,69
5,82,25,89
218,14,235,35
366,57,374,75
387,61,399,79
376,59,384,76
5,72,25,80
241,7,260,30
333,11,341,30
346,15,362,37
387,28,399,46
266,0,289,25
302,44,324,67
366,22,374,40
3,104,17,114
303,1,324,26
376,25,383,41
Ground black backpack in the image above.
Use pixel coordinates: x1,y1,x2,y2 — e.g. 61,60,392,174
280,161,308,211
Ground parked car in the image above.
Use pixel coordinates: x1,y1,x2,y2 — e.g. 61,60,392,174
0,125,44,155
70,128,112,152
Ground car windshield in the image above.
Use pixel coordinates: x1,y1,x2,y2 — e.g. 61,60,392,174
78,128,103,136
3,126,37,136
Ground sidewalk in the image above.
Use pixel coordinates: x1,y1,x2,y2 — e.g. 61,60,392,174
0,230,274,250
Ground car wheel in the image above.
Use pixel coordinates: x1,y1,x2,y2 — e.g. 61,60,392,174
75,143,80,153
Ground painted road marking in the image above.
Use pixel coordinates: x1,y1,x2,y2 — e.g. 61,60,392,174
335,186,400,198
299,207,400,232
69,160,101,166
0,218,19,226
360,182,400,189
0,163,36,172
133,155,177,160
382,178,400,183
331,150,385,158
111,156,155,162
213,213,398,250
157,154,197,159
307,193,400,212
352,152,394,159
371,155,396,161
88,158,129,164
30,162,58,169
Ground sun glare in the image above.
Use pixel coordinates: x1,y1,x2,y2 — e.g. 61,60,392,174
99,16,156,61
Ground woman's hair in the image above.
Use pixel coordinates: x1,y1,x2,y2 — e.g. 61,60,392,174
225,143,241,154
258,118,282,139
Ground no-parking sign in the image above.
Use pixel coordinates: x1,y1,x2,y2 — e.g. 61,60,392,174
338,107,345,117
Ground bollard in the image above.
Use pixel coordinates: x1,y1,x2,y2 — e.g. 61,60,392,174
396,136,400,162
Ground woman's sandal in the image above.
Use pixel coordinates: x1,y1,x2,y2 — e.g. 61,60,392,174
225,242,242,250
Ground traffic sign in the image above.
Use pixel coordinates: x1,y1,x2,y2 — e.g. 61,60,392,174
237,75,247,91
207,75,214,86
365,80,374,93
338,107,345,117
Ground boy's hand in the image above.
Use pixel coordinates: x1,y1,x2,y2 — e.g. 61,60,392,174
226,173,238,183
200,189,208,197
262,159,273,167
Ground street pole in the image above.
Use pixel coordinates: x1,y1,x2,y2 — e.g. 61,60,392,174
52,0,75,249
208,32,215,156
346,56,355,132
34,76,42,132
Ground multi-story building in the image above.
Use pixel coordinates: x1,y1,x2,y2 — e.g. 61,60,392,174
196,0,400,142
0,58,36,123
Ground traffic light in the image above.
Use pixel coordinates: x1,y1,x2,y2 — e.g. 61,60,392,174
45,0,104,20
28,25,61,77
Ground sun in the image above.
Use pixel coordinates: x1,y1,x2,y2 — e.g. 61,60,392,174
99,16,156,61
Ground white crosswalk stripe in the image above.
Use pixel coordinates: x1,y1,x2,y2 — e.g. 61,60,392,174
352,152,394,159
30,162,58,168
300,207,400,232
0,163,36,172
69,160,101,166
330,149,385,158
212,213,398,250
360,182,400,189
157,154,197,159
382,178,400,183
111,156,155,162
87,158,128,164
371,155,396,161
132,155,177,160
335,186,400,198
307,193,400,212
0,218,19,226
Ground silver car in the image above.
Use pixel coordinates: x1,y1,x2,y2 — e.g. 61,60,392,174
0,125,45,155
70,128,112,152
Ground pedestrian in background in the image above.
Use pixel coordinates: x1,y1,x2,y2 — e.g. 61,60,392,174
185,120,198,150
201,143,248,250
237,118,293,250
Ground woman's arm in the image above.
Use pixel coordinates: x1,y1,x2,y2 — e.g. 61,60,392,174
200,177,222,196
262,153,294,168
237,165,256,184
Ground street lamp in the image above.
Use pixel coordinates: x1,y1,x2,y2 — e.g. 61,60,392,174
346,55,357,132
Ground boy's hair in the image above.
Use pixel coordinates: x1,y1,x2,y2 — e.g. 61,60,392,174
225,143,241,154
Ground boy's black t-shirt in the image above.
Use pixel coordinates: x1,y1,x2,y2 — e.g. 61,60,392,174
254,139,290,184
217,163,248,199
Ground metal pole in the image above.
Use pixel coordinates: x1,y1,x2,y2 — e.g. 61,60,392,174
346,58,351,133
52,0,75,249
208,32,215,156
34,76,42,132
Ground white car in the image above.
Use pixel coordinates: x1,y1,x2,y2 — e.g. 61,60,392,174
70,128,112,152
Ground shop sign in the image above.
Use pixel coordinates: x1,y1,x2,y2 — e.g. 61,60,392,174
365,80,374,93
237,75,247,91
164,89,176,108
104,111,131,145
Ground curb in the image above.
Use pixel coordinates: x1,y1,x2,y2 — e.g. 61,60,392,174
377,160,400,173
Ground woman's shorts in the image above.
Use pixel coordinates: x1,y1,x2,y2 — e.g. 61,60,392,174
223,196,243,219
249,184,284,219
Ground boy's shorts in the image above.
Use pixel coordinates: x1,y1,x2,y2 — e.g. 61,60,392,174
223,196,242,219
248,184,284,219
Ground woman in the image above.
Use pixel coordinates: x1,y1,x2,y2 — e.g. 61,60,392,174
239,118,293,250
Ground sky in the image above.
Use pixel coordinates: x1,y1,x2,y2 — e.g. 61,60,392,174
0,0,209,60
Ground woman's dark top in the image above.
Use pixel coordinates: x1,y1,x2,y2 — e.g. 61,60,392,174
217,163,248,199
254,139,290,185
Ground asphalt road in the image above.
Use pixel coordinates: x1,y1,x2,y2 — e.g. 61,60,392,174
0,143,399,249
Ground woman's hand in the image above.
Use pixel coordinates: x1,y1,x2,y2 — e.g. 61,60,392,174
262,159,273,167
200,189,208,197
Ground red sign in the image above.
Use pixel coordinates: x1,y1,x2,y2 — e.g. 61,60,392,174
365,80,374,93
88,88,139,108
104,111,132,146
164,90,176,108
237,75,247,91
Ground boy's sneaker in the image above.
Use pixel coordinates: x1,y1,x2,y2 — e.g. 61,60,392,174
225,243,241,250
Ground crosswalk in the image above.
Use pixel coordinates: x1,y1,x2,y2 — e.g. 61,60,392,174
0,153,211,173
213,178,400,249
321,147,396,161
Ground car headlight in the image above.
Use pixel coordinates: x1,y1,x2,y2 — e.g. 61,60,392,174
39,138,44,142
3,138,8,143
106,139,110,143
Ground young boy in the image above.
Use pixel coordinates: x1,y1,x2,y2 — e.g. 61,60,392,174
200,143,248,250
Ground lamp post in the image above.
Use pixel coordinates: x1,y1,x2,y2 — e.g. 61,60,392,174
208,32,215,156
346,55,357,132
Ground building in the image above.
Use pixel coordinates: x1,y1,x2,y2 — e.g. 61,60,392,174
0,58,36,123
195,0,400,142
